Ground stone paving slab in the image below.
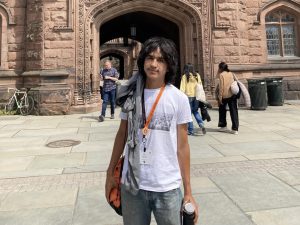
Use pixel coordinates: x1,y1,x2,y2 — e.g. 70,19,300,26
188,133,223,145
195,192,254,225
247,207,300,225
78,127,118,134
244,124,292,132
0,188,78,211
27,153,86,170
15,128,79,137
0,130,19,137
269,168,300,186
71,141,113,153
210,132,286,144
190,144,223,158
276,129,300,139
190,177,220,194
72,186,123,225
0,137,48,147
89,132,119,141
283,138,300,148
85,152,111,165
0,206,74,225
211,140,299,156
57,121,92,128
0,156,34,172
0,146,71,157
191,156,248,165
210,173,300,212
245,151,300,160
279,121,300,129
46,133,90,143
0,168,63,179
63,164,106,174
1,122,60,131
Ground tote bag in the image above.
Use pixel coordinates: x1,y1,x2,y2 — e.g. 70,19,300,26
230,73,240,95
196,83,206,102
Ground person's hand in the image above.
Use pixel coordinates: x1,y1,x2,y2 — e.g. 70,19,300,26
218,99,222,106
183,194,199,224
105,173,116,203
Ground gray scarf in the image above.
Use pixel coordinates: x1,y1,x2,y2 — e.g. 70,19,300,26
116,73,144,195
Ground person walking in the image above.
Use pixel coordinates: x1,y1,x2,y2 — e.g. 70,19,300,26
217,62,239,134
99,60,119,122
105,37,198,225
180,63,206,136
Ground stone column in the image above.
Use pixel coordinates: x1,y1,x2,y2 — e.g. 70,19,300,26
25,0,44,70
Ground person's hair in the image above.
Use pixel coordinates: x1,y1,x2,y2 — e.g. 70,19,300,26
183,63,198,82
137,37,178,84
104,60,111,65
218,62,230,72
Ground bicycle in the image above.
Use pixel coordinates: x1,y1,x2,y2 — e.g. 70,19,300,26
5,88,34,116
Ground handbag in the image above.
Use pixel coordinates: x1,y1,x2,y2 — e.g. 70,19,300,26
230,73,240,95
195,83,206,102
109,155,124,216
109,122,127,216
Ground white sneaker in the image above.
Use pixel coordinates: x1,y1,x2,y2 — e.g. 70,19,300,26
231,130,238,135
218,127,228,132
193,130,204,136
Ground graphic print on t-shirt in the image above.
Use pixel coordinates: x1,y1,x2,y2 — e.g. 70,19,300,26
139,113,173,132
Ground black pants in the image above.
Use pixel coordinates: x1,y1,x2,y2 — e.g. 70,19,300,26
218,96,239,131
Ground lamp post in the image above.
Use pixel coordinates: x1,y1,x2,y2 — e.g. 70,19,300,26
130,24,136,39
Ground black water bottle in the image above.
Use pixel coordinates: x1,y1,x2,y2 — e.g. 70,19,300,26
182,202,195,225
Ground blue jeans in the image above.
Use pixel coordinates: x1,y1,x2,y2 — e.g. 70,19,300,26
101,89,116,117
121,186,182,225
188,97,204,134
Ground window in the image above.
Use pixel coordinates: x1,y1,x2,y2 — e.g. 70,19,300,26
265,10,297,57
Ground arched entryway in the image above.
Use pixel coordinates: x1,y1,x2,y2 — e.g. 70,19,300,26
100,49,129,80
99,11,180,84
76,0,212,104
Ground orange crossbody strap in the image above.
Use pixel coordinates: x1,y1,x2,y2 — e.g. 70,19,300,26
142,85,165,135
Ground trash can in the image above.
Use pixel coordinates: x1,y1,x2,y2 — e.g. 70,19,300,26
265,77,283,106
247,79,268,110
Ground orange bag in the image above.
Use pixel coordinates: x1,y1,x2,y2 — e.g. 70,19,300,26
109,156,124,216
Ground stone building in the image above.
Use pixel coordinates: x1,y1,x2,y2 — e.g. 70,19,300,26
0,0,300,115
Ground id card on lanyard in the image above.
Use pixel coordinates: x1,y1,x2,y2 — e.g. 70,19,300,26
140,85,165,165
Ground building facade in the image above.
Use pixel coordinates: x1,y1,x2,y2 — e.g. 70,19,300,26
0,0,299,114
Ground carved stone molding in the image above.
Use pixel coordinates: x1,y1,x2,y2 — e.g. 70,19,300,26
212,0,230,29
0,1,16,25
53,0,74,32
255,0,300,25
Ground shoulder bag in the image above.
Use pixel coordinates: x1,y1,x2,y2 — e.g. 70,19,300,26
195,82,206,102
108,122,127,216
109,155,124,216
230,73,240,95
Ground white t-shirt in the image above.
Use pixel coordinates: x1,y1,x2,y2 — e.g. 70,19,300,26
120,84,192,192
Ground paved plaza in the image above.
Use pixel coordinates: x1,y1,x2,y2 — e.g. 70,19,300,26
0,102,300,225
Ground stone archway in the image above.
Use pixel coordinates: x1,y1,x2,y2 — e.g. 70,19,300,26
75,0,212,104
100,49,130,80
